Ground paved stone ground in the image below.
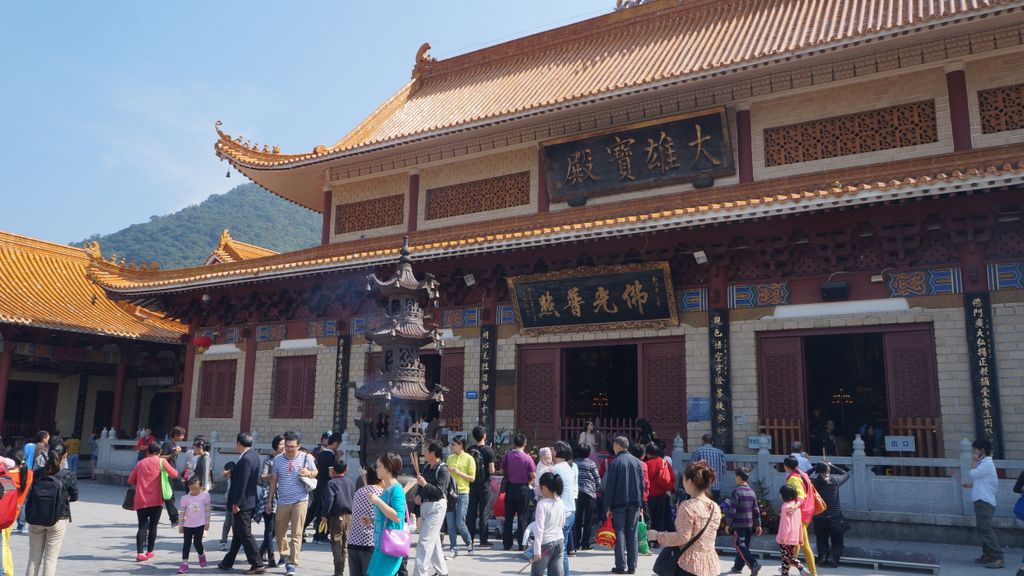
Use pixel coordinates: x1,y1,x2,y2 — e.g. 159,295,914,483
5,481,1021,576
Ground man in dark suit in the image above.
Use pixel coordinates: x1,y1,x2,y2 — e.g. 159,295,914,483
218,432,266,574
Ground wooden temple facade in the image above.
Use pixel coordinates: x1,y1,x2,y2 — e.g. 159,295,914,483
89,0,1024,459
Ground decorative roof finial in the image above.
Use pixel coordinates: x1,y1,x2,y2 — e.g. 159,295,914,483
399,235,412,263
218,229,231,250
83,241,102,260
412,43,437,79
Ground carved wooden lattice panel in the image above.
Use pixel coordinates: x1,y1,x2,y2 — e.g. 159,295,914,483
986,221,1024,259
764,101,937,166
335,194,404,234
978,83,1024,134
641,341,686,442
425,171,530,220
884,330,939,419
757,337,805,421
273,355,316,419
439,351,465,427
516,348,559,445
198,359,236,419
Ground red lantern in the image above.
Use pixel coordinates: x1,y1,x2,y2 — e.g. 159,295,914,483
192,335,213,354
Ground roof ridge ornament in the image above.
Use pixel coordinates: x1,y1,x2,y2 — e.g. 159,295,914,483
411,42,436,79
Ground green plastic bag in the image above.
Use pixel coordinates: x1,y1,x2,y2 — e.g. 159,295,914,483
160,464,173,501
637,513,650,555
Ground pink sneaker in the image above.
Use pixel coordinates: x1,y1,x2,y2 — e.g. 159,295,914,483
177,562,189,574
136,554,147,562
198,554,208,568
145,551,155,559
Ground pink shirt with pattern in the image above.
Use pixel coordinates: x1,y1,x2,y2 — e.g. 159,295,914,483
179,491,212,528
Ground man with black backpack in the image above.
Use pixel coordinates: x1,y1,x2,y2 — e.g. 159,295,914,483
466,425,495,548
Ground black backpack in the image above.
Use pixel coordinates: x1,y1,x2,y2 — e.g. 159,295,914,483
467,446,487,488
439,464,459,509
25,474,66,527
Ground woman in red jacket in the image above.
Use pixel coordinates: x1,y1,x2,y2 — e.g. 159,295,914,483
128,442,178,561
643,443,676,536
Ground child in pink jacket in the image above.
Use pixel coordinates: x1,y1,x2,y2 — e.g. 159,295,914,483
777,484,809,575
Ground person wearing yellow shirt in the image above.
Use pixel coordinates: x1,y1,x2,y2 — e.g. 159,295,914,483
444,436,476,558
65,437,81,474
784,456,817,576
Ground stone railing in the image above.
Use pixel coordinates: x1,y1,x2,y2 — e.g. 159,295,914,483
93,428,362,486
670,434,1024,522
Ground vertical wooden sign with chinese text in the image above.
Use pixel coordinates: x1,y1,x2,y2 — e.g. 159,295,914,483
964,293,1003,458
709,308,732,452
478,325,497,439
542,107,734,203
334,335,351,433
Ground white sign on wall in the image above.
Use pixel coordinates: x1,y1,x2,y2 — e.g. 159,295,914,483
884,435,917,453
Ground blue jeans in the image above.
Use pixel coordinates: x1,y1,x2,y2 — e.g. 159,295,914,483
67,454,79,473
611,507,639,572
561,511,575,576
445,494,472,551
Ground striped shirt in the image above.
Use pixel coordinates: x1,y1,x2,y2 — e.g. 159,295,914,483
574,458,600,499
690,444,727,491
725,483,761,530
272,452,316,506
347,485,382,547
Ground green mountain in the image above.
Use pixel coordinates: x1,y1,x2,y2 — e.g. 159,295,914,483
73,183,320,269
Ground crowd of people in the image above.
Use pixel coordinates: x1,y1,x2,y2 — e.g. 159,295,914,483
6,422,1020,576
0,430,80,576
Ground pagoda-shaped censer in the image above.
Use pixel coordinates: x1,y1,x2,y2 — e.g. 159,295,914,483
354,236,445,470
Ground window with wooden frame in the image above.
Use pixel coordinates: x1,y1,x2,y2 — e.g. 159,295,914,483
273,355,318,419
197,359,237,418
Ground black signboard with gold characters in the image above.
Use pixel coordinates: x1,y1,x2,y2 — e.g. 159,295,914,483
964,293,1003,458
508,262,678,335
542,107,734,203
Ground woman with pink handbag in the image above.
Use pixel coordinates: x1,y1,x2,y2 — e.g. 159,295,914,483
367,453,408,576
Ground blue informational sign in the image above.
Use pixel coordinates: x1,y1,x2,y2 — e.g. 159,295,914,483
466,391,478,399
687,397,711,422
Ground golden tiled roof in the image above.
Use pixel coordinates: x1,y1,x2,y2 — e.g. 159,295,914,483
94,145,1024,296
0,232,185,342
215,0,1020,168
206,229,277,265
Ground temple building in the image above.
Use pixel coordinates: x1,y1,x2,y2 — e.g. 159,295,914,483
0,232,185,449
91,0,1024,462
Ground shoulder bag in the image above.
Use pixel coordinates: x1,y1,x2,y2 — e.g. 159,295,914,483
160,463,173,501
653,504,714,576
380,485,411,557
299,454,317,493
122,485,136,511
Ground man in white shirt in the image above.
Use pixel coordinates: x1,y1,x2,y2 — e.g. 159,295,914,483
789,441,813,473
961,438,1003,569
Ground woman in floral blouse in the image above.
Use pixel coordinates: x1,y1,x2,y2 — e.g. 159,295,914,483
648,460,722,576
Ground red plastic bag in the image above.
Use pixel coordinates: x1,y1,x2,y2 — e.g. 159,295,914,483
596,516,616,548
492,491,506,517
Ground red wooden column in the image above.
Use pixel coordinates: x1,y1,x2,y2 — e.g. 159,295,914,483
735,104,754,183
321,189,333,245
0,331,12,433
707,265,729,309
537,148,550,213
111,349,128,432
239,324,259,433
945,63,973,152
408,172,420,232
178,326,198,426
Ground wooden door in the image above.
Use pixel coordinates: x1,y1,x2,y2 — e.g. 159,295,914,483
640,340,686,443
516,347,560,447
439,350,465,429
884,329,942,457
757,336,807,454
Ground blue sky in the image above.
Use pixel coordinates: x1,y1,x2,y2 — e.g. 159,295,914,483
0,2,604,244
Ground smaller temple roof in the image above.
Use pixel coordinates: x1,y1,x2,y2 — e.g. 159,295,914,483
91,144,1024,297
205,229,278,265
0,232,185,342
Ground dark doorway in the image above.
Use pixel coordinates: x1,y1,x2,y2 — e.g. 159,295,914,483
563,345,638,420
804,333,887,456
3,381,58,440
147,391,181,439
93,391,114,434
